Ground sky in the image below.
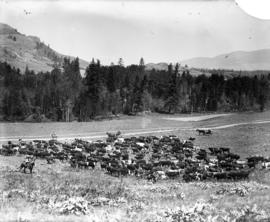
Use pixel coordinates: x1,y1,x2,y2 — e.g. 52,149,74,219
1,0,270,65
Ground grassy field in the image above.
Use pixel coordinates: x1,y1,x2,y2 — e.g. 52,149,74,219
1,112,270,221
1,156,270,222
0,113,216,141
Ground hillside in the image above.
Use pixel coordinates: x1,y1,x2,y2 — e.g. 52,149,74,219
145,62,169,71
0,23,88,73
181,49,270,71
145,62,211,76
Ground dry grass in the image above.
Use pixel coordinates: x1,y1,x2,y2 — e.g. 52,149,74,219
2,112,270,221
1,155,270,221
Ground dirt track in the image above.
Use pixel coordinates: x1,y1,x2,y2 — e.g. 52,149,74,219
1,118,270,143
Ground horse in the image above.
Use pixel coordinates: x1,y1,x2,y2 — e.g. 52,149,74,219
19,158,36,174
196,129,212,136
196,129,206,135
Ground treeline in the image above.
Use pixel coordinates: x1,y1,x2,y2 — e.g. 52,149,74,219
0,58,269,121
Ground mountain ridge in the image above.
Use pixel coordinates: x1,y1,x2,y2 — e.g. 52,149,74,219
0,23,89,73
1,23,270,73
181,49,270,71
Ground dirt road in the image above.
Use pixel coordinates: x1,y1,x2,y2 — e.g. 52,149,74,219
1,119,270,143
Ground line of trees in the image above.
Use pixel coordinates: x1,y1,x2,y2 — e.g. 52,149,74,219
0,58,269,121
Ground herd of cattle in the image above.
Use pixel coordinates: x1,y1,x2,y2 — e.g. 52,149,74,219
1,130,270,182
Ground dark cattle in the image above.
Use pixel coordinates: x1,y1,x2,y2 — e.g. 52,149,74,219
220,147,230,153
88,160,96,169
183,141,194,149
166,169,182,178
209,147,222,155
136,159,147,166
196,149,207,160
55,152,68,162
46,156,55,164
100,162,108,170
127,163,137,172
159,160,175,167
213,172,227,180
184,150,193,158
227,170,250,180
35,150,50,159
106,166,129,177
106,131,121,142
0,147,16,156
77,161,88,169
70,159,77,168
146,172,157,183
248,156,265,162
247,156,265,167
227,153,240,160
141,163,153,171
0,133,254,182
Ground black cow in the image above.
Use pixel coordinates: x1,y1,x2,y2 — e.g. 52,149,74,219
227,170,250,180
106,166,129,177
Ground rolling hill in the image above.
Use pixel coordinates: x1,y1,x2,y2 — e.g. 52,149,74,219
145,62,211,76
181,49,270,71
0,23,88,73
1,23,269,74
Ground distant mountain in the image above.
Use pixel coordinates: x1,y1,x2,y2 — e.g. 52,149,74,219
145,62,169,71
145,62,211,76
181,49,270,71
0,23,89,73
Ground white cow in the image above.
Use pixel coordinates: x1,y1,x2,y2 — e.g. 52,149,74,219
262,162,270,169
74,146,82,152
136,142,145,147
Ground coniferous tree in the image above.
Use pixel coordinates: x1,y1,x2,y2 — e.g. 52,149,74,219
165,63,178,113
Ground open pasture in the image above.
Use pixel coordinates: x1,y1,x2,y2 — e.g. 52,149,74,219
1,112,270,221
1,156,270,222
2,111,270,158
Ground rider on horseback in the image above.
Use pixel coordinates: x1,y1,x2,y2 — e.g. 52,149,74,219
19,155,36,174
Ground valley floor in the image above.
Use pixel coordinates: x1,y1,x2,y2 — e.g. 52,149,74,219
1,112,270,221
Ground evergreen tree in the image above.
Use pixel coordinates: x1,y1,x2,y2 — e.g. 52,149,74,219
118,58,124,67
107,66,116,92
132,75,142,112
165,63,178,113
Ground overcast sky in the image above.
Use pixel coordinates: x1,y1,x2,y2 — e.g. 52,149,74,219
1,0,270,65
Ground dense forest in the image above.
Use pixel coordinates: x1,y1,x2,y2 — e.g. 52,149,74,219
0,58,269,121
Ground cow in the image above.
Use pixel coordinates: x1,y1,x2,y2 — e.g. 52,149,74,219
227,170,250,180
246,156,265,168
106,166,129,177
77,160,89,169
87,160,96,169
106,131,121,143
262,162,270,169
46,155,55,164
153,170,167,180
166,169,182,178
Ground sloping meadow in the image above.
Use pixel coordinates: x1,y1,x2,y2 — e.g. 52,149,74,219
1,157,270,222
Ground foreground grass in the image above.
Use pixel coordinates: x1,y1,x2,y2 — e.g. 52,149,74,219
1,156,270,222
